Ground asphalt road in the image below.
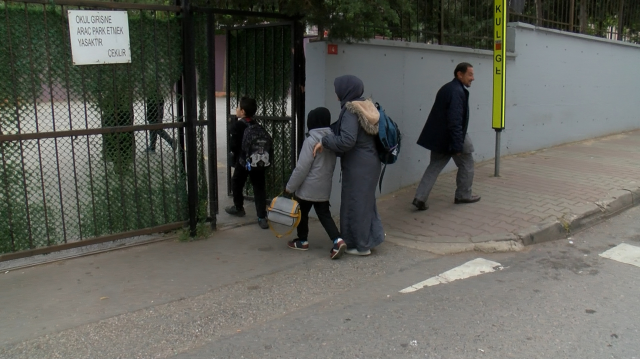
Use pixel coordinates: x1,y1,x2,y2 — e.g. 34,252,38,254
2,206,640,359
173,207,640,359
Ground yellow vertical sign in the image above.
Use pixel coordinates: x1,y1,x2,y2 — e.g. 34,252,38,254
492,0,506,130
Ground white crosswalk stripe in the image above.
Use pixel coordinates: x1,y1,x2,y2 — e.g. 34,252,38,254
599,243,640,268
400,258,503,294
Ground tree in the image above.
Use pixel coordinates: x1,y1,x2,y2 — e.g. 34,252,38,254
196,0,408,41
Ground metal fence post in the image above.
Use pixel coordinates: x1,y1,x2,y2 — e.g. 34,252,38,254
294,20,305,156
182,0,199,236
439,0,444,45
206,12,218,229
226,28,233,198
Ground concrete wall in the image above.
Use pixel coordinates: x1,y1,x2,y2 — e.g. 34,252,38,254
305,22,640,206
504,23,640,152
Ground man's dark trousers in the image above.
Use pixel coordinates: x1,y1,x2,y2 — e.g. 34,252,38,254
415,135,475,203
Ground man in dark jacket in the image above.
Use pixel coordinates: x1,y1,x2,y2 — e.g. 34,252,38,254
413,62,481,211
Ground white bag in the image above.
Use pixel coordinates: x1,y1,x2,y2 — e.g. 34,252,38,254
267,196,301,238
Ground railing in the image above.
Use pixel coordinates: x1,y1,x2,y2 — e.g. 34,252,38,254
322,0,640,50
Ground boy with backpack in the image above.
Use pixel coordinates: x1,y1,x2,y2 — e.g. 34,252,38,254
226,97,271,229
285,107,346,259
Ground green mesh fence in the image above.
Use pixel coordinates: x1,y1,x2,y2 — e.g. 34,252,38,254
226,24,295,200
193,12,213,220
0,2,188,254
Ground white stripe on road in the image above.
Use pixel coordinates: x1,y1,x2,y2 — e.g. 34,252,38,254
399,258,503,294
599,243,640,268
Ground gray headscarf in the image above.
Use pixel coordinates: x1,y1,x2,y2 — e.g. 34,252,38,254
334,75,364,108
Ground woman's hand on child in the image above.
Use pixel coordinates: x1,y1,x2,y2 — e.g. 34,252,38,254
313,142,323,157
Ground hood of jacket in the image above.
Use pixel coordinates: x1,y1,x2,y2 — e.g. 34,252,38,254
345,99,379,135
334,75,364,108
308,127,333,142
307,107,331,130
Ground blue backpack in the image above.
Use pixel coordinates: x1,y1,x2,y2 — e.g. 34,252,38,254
375,102,401,164
375,102,401,191
330,102,401,191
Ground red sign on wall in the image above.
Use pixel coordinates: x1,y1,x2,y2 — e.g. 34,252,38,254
328,44,338,55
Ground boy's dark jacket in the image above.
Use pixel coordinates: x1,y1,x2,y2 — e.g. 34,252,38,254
229,117,250,166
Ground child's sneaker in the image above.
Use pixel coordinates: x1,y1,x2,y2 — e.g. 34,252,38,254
287,239,309,250
330,238,346,259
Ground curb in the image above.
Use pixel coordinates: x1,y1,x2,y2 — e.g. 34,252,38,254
0,234,171,272
384,230,524,255
385,186,640,255
515,186,640,246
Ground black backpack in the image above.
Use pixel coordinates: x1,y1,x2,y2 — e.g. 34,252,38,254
241,120,273,169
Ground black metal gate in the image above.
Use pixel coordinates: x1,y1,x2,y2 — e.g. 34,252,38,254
0,0,303,260
0,0,212,260
225,22,302,200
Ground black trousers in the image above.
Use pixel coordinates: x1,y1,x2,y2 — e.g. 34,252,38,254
147,97,175,150
297,199,341,242
232,164,267,218
149,129,175,150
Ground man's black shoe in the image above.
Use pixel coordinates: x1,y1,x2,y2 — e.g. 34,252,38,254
454,195,481,204
412,198,428,211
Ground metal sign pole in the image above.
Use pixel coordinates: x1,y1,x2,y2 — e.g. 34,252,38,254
494,129,502,177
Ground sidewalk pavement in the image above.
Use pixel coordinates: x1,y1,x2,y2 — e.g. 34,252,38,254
377,130,640,254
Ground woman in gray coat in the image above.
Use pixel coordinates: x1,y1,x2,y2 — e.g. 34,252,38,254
313,75,384,256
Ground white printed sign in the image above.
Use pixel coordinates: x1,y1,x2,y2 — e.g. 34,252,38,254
68,10,131,65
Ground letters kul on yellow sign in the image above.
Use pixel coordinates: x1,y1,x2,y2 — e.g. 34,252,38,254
492,0,506,130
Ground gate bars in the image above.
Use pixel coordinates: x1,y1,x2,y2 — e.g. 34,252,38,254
0,0,304,260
